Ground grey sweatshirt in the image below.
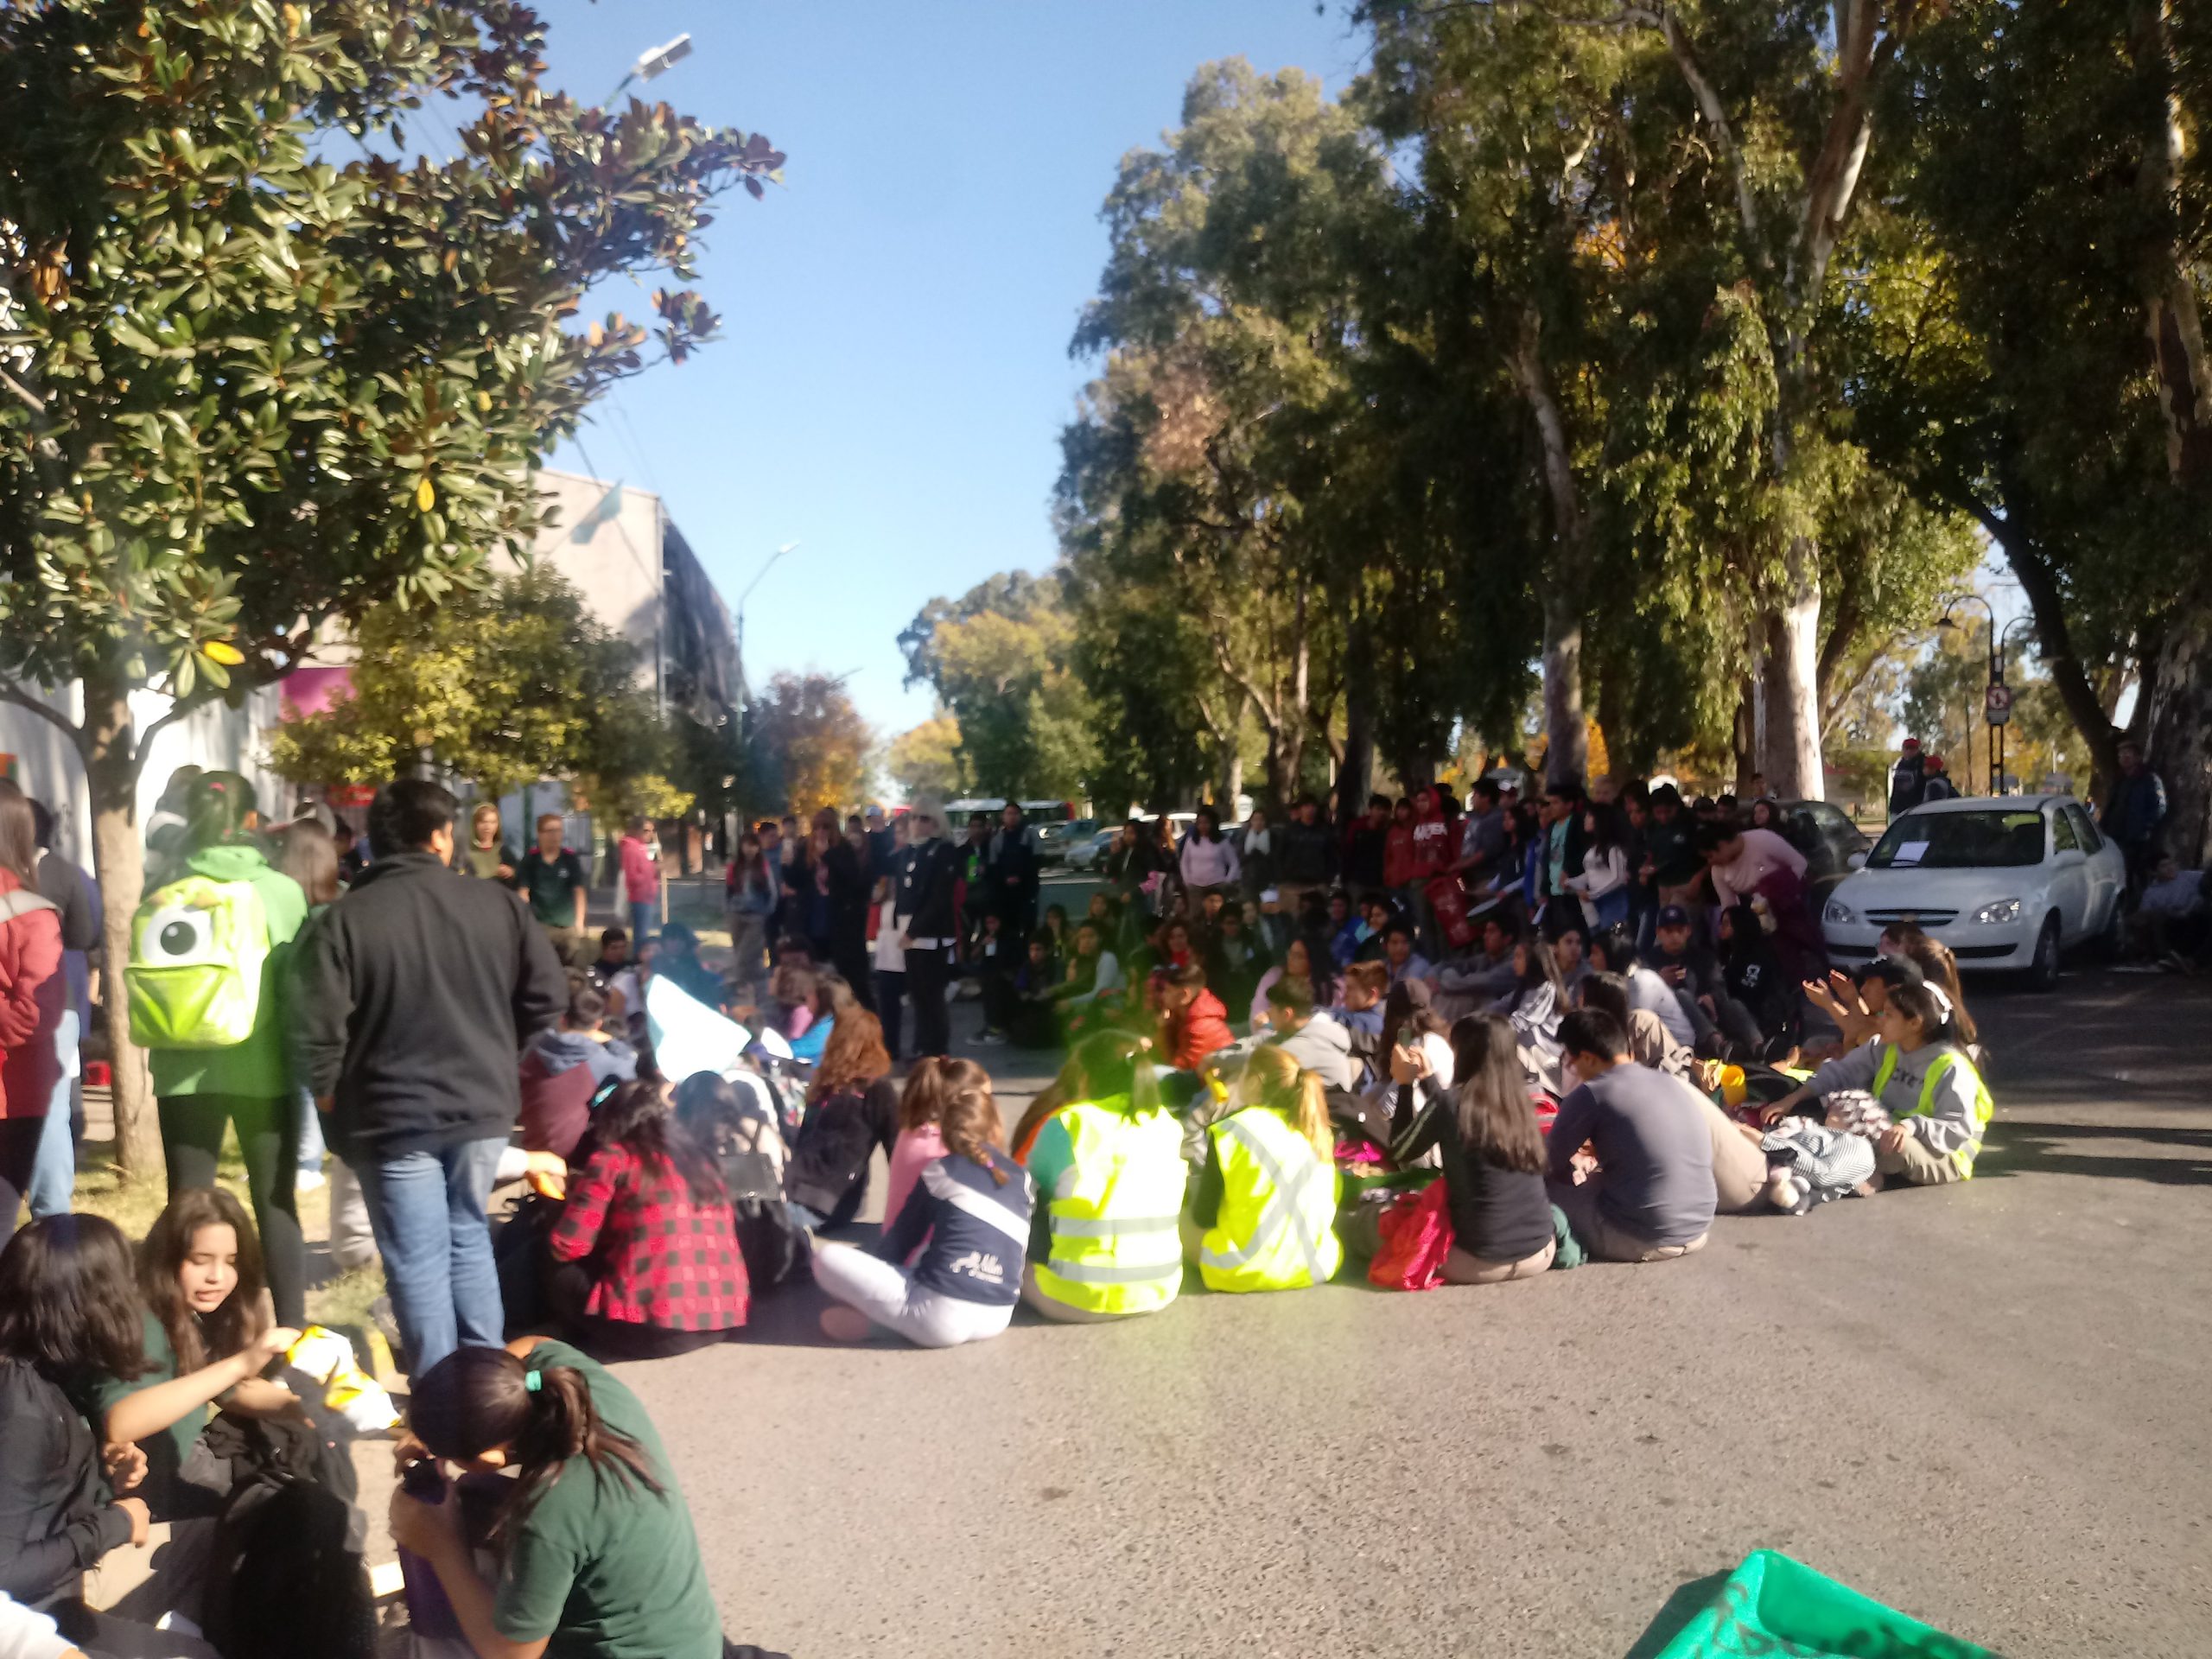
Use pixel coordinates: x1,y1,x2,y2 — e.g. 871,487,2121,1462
1808,1039,1987,1165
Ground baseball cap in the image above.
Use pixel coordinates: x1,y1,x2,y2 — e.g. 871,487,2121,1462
1260,887,1281,904
864,804,886,823
1656,905,1691,929
1902,737,1922,751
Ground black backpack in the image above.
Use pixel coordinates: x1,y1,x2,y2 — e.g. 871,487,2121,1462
202,1467,376,1659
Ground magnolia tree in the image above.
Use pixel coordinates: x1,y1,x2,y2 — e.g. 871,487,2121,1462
0,0,781,1173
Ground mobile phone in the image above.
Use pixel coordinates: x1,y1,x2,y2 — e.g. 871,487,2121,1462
401,1459,447,1503
1396,1023,1415,1050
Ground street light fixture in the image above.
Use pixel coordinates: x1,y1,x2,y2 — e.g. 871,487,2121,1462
603,33,693,106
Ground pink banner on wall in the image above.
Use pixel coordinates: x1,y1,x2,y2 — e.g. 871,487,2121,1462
280,665,354,719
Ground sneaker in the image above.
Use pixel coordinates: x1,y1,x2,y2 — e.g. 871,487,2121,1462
977,1030,1010,1046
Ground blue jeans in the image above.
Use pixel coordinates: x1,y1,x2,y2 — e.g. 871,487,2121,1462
351,1135,508,1376
629,899,658,944
25,1011,79,1219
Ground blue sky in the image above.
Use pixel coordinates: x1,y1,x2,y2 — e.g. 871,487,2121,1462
522,2,1366,741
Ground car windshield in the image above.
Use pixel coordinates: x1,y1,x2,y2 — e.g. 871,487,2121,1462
1866,810,2044,870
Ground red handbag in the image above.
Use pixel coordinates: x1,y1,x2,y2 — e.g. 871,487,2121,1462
1367,1177,1455,1292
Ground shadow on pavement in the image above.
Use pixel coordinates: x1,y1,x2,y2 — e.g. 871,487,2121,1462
1620,1570,1732,1659
1977,1117,2212,1185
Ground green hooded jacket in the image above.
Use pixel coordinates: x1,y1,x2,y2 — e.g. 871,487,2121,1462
146,842,308,1100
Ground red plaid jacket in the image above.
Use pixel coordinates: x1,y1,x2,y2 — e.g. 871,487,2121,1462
550,1143,749,1330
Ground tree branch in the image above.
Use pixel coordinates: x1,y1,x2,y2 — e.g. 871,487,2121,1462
0,677,84,746
1646,7,1765,262
0,366,48,416
130,686,228,784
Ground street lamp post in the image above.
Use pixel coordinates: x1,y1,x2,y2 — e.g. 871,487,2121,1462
603,34,693,107
1937,595,1999,796
735,541,800,708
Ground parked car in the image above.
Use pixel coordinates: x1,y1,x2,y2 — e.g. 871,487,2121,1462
1065,828,1119,873
1034,817,1098,867
1773,798,1871,903
1820,794,2126,989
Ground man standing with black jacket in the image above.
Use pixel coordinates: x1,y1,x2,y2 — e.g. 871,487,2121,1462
895,800,962,1058
292,779,566,1375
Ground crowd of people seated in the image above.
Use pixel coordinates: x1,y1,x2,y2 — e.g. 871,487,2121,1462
0,761,2035,1659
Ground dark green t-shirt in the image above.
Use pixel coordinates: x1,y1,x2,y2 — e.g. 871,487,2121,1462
493,1341,721,1659
73,1311,207,1477
515,849,588,926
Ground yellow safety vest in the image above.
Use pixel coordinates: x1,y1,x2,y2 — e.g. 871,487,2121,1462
1871,1045,1994,1178
1198,1108,1343,1294
1032,1099,1188,1317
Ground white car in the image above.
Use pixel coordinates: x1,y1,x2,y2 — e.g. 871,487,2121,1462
1821,794,2126,988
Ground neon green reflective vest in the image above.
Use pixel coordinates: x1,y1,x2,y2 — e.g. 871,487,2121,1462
1871,1045,1994,1178
1198,1108,1343,1294
1032,1099,1188,1317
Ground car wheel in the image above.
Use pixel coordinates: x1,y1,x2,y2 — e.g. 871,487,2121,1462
2026,912,2063,992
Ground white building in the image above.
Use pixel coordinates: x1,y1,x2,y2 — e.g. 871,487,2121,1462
0,469,734,872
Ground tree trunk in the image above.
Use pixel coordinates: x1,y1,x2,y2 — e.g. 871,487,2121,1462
1540,587,1588,788
2145,602,2212,866
1732,681,1756,797
1338,612,1376,830
1758,539,1826,800
82,677,161,1179
1511,313,1591,788
1221,736,1244,819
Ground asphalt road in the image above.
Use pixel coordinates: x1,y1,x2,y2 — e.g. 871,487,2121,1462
598,960,2212,1659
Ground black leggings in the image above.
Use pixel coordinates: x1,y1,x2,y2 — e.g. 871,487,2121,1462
0,1116,42,1232
158,1093,307,1325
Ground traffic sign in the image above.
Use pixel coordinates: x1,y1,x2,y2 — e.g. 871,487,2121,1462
1984,682,2013,726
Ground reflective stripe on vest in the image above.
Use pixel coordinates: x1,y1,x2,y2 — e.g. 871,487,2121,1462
1032,1100,1188,1316
1198,1109,1343,1294
1871,1045,1993,1178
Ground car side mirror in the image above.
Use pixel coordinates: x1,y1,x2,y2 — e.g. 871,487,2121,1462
1847,852,1866,871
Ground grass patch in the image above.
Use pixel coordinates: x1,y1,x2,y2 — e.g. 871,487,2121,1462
70,1128,385,1333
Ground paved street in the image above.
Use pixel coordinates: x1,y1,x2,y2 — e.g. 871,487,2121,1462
591,964,2212,1659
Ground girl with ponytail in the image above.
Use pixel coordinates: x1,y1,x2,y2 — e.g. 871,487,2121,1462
391,1336,735,1658
878,1053,954,1235
812,1058,1033,1349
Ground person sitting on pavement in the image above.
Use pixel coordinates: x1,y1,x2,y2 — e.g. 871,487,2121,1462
1183,1046,1341,1294
814,1058,1033,1348
517,982,638,1163
1015,1031,1186,1324
392,1338,757,1659
1249,935,1332,1027
1758,977,1992,1187
783,1008,899,1230
2128,854,2206,968
1378,920,1433,988
1587,927,1701,1055
1154,962,1234,1075
1577,977,1768,1214
0,1217,228,1659
545,1081,747,1362
1387,1013,1557,1285
1256,980,1358,1094
1432,915,1521,1021
1546,1008,1718,1262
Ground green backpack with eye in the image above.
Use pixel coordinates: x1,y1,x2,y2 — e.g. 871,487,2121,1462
127,874,272,1048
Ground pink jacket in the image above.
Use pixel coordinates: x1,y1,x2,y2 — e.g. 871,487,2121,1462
881,1123,948,1236
0,869,64,1122
619,835,659,904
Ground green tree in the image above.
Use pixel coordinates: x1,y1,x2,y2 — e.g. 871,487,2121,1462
266,567,659,798
886,711,966,801
898,571,1096,798
749,671,874,818
1864,0,2209,849
0,0,781,1171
